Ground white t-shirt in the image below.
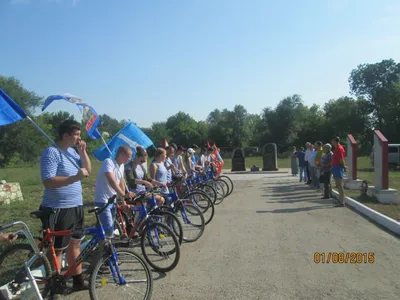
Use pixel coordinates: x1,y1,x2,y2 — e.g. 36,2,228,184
134,164,147,193
200,154,206,168
94,158,124,205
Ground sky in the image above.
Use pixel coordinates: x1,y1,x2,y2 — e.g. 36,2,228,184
1,0,400,128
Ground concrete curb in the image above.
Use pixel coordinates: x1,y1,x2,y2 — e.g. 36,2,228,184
222,168,290,174
331,190,400,236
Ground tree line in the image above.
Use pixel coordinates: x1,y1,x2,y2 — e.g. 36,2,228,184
1,58,400,167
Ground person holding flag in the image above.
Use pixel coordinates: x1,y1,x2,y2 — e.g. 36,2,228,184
38,120,92,292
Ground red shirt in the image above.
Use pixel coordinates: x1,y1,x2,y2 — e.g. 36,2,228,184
332,144,345,166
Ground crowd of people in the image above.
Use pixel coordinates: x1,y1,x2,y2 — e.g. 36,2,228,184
290,137,348,207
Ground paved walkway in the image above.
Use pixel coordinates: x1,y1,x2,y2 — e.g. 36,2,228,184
55,172,400,299
152,173,400,300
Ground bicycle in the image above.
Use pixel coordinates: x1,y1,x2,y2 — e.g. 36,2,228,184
158,183,205,243
115,188,184,245
114,192,181,273
176,180,215,225
0,195,153,300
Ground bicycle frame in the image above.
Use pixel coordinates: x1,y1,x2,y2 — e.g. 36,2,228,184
40,221,127,286
116,202,148,240
40,226,102,278
116,196,166,248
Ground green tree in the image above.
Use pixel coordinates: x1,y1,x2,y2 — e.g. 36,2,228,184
349,59,400,133
150,122,170,146
166,112,199,146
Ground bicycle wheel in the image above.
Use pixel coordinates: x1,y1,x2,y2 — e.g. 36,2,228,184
217,178,230,199
140,221,180,273
177,203,205,242
183,191,215,225
148,210,184,245
89,248,153,300
197,183,217,203
0,243,52,299
218,175,234,196
210,179,226,205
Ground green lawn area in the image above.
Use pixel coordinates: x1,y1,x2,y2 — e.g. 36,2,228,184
342,156,400,222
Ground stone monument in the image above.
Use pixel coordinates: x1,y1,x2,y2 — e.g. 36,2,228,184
0,180,24,205
231,148,246,171
262,143,279,171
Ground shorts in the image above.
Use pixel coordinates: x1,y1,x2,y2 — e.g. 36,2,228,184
95,203,116,237
332,165,345,180
39,205,85,250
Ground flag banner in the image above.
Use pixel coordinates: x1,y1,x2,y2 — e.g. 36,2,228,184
42,94,101,139
0,88,27,126
0,89,82,170
94,122,154,161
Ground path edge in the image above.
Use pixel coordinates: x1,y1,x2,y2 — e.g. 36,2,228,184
331,190,400,236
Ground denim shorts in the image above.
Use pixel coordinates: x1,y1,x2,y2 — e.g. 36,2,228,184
95,203,116,236
332,165,345,179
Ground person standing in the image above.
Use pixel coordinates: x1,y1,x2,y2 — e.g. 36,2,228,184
39,120,91,291
331,137,348,206
296,147,307,182
320,144,333,199
304,142,312,184
314,141,324,190
290,146,299,176
308,145,318,189
94,145,133,238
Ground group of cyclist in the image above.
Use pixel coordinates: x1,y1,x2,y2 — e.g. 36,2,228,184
95,141,225,238
0,119,225,294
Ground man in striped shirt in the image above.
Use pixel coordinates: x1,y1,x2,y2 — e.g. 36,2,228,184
39,120,91,291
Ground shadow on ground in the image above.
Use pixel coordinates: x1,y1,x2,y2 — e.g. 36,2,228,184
256,205,334,214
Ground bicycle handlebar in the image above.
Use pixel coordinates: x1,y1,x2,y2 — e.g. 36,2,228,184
0,223,14,232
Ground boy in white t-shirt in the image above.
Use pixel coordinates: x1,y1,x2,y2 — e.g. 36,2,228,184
94,145,134,237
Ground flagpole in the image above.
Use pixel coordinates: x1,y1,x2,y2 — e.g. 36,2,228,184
26,116,82,171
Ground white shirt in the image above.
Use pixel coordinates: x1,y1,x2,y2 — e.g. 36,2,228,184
200,154,207,168
305,149,312,162
94,158,124,205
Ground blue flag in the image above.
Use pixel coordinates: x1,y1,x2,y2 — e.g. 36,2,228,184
0,88,27,126
42,94,101,139
94,122,154,161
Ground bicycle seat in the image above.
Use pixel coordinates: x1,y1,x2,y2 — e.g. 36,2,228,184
30,210,51,220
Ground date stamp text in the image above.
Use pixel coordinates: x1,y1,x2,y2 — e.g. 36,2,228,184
314,252,374,264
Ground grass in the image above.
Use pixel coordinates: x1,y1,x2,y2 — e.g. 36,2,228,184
341,156,400,222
